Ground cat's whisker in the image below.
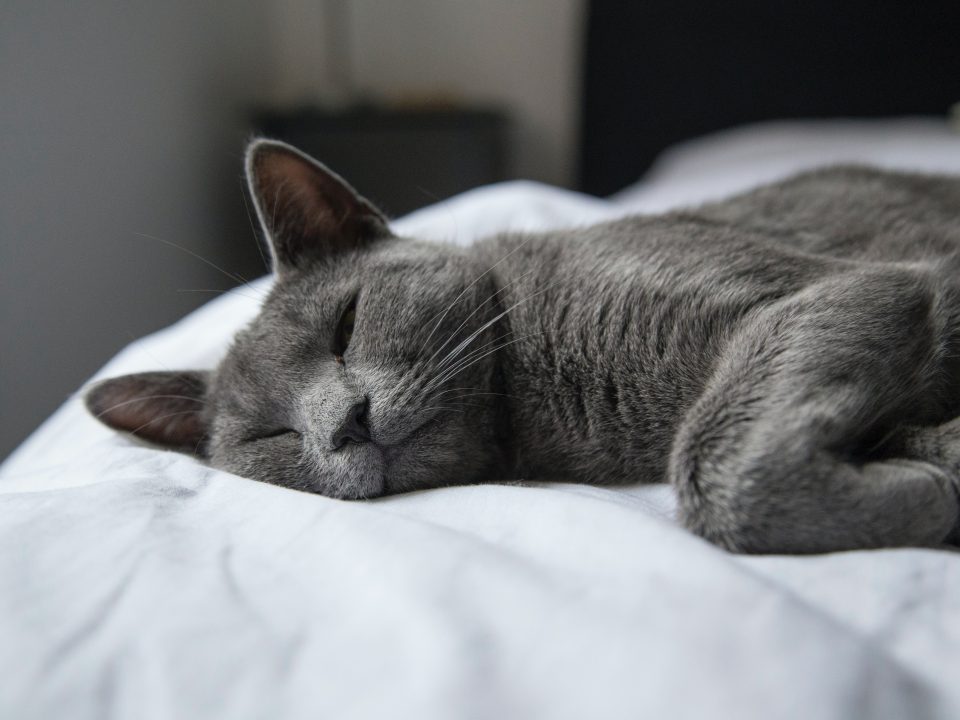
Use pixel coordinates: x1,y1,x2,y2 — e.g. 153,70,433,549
417,405,468,415
428,386,518,401
415,185,444,205
428,297,521,378
429,268,537,370
239,176,271,273
192,430,209,456
122,331,187,380
420,271,532,390
426,401,489,410
129,409,203,438
92,394,206,419
419,236,536,359
427,332,546,393
431,392,512,403
435,329,516,374
177,288,267,305
430,385,483,396
429,386,517,401
423,280,562,393
445,274,559,366
430,290,503,367
133,231,258,292
419,239,525,352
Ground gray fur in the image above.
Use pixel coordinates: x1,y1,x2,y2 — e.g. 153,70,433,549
86,140,960,554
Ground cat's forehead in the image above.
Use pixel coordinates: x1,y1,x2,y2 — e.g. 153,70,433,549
354,239,466,276
276,241,470,298
255,240,471,326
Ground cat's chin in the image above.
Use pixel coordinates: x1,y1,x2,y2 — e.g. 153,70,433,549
315,441,387,500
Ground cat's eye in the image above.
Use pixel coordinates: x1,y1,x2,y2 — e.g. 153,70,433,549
333,297,357,360
253,428,299,442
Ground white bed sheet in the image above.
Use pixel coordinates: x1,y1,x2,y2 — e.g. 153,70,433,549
3,118,960,720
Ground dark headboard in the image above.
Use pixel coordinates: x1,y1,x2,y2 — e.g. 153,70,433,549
578,1,960,196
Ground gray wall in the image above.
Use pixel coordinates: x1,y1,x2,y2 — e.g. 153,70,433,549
1,2,272,459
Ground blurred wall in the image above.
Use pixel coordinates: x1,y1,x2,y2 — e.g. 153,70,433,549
267,0,587,187
1,2,272,459
0,1,586,460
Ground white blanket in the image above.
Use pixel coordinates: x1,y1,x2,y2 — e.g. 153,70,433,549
3,118,960,720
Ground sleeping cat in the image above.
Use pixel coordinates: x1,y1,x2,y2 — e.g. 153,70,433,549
86,139,960,554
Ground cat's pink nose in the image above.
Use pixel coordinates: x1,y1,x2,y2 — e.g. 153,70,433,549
331,397,371,450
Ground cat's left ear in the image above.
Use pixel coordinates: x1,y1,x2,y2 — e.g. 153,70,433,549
84,371,211,456
245,138,394,275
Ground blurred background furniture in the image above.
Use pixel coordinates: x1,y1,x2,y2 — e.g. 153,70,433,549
254,106,509,217
579,0,960,195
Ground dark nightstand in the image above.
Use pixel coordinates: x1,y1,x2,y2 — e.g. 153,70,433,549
252,106,510,217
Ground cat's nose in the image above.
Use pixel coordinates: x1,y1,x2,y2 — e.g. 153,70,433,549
331,397,371,450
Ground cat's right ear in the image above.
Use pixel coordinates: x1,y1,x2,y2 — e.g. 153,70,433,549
84,371,210,455
245,139,394,276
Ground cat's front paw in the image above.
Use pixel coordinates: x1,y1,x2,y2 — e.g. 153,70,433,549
900,419,960,543
902,418,960,476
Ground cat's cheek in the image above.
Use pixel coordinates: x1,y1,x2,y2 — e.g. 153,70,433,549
381,423,486,493
208,436,315,493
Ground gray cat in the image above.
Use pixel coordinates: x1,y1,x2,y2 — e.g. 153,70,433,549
86,139,960,554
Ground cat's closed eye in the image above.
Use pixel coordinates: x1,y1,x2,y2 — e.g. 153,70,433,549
250,428,300,443
332,296,358,361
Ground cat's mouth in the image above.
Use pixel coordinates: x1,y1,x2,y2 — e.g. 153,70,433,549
325,440,387,499
321,406,453,499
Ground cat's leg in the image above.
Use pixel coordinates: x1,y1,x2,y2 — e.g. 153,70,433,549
671,269,960,553
897,417,960,544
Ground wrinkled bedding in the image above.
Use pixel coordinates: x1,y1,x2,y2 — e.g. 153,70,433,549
3,118,960,720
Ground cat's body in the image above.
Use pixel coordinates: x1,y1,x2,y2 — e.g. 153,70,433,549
489,168,960,484
87,141,960,554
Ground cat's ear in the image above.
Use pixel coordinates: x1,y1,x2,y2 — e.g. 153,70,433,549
84,371,210,456
245,138,393,275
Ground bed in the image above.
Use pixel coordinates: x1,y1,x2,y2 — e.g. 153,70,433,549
2,118,960,719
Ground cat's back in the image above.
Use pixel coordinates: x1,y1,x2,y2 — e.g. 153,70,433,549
478,165,960,302
478,208,832,315
692,165,960,263
476,165,960,332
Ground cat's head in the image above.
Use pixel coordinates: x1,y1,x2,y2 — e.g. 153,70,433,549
85,139,509,498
